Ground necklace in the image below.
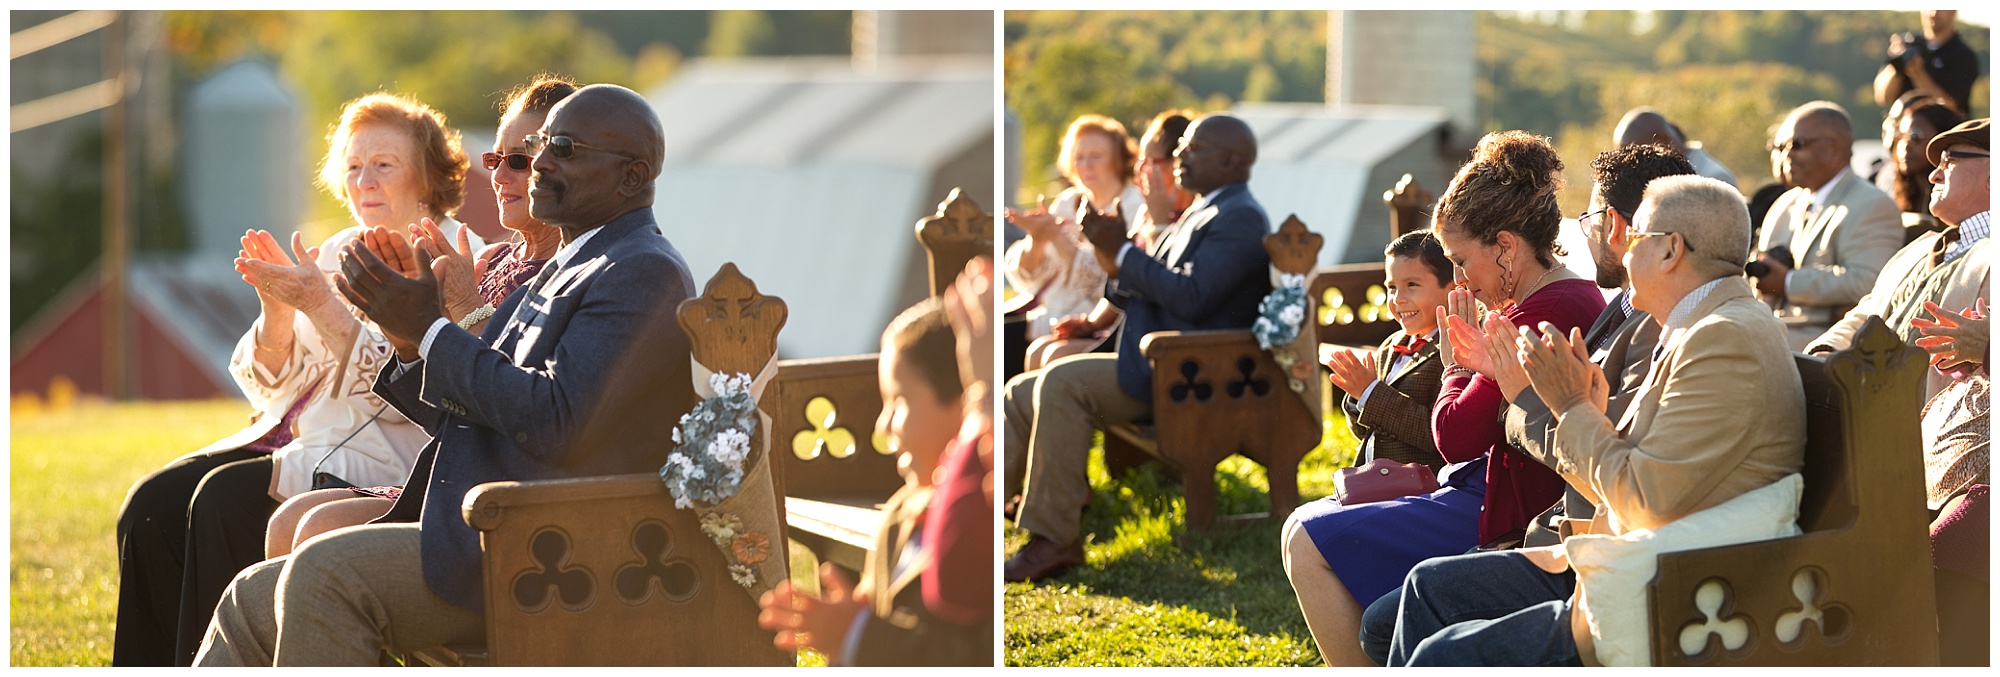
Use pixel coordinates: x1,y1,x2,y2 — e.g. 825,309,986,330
1516,265,1566,302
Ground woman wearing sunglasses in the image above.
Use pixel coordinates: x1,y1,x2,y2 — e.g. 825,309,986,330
260,76,579,561
113,91,471,666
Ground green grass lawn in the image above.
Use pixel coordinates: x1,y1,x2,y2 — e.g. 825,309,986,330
9,399,829,667
10,398,252,666
1004,414,1362,667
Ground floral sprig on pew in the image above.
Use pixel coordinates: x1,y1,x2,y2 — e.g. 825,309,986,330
660,371,772,591
1253,273,1314,393
1253,274,1308,350
661,372,761,509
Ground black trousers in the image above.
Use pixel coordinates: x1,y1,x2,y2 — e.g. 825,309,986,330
112,447,279,666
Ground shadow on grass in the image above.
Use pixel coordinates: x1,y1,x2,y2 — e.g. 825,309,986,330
1005,417,1362,666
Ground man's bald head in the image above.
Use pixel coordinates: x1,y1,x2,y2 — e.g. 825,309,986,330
1196,115,1257,167
551,84,665,179
1769,101,1854,189
1614,107,1683,151
1173,114,1257,194
529,83,665,232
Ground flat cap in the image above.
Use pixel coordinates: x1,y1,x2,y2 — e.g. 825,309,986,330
1927,118,1989,165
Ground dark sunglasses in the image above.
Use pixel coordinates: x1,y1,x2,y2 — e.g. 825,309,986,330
523,133,640,162
481,151,531,171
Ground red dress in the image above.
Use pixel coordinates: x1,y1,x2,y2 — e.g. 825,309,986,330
1433,277,1606,544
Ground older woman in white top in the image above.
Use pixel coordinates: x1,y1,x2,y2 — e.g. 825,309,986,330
1005,114,1143,370
112,92,468,666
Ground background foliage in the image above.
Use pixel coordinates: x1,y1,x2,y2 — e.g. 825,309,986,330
11,10,853,332
1007,10,1989,204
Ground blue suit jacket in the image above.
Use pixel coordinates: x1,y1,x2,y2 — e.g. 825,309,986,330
373,207,698,611
1109,182,1273,400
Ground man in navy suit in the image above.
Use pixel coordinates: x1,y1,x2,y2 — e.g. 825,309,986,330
1003,114,1272,582
194,84,698,665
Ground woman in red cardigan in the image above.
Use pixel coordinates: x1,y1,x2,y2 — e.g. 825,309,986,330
1283,131,1604,665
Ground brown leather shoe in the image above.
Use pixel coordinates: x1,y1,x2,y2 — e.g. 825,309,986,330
1004,536,1084,583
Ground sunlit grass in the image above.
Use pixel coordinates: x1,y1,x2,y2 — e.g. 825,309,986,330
10,398,253,667
1004,409,1361,666
9,398,830,667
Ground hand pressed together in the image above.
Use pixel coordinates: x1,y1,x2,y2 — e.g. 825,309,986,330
1913,298,1989,372
1325,348,1378,399
1519,322,1608,421
335,237,444,359
235,230,333,315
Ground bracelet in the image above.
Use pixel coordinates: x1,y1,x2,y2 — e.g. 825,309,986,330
253,325,283,353
1442,364,1474,378
457,303,497,330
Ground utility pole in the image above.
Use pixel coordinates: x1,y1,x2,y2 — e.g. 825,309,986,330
103,11,132,399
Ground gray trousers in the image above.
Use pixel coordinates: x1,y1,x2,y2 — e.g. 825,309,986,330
193,524,483,666
1003,353,1152,545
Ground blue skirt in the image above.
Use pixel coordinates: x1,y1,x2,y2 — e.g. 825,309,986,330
1293,456,1488,605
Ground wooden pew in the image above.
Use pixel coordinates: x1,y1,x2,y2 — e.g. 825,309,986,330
775,189,991,574
1644,317,1940,665
413,263,794,666
1102,173,1423,495
1099,216,1329,530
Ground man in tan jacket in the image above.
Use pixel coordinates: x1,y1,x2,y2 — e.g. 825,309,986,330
1365,175,1806,666
1751,101,1904,350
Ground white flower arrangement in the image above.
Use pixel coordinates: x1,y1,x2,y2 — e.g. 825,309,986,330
659,372,762,509
1252,277,1309,351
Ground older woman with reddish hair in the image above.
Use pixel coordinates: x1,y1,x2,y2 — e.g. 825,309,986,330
113,92,471,666
1005,114,1144,370
261,75,579,560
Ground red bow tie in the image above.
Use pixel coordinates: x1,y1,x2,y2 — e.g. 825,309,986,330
1392,335,1431,356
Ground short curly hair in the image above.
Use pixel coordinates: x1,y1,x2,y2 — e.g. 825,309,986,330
1433,130,1566,268
1057,114,1138,186
317,92,467,221
1591,143,1695,218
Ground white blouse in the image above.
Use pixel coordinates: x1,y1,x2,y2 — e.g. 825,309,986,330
226,224,443,499
1004,183,1145,339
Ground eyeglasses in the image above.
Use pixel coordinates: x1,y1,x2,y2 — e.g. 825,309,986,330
481,151,531,171
523,134,640,162
1578,206,1623,228
1624,230,1689,253
1766,137,1830,154
1938,149,1990,171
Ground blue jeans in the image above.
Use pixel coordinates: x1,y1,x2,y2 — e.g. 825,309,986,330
1378,550,1582,666
1359,588,1399,665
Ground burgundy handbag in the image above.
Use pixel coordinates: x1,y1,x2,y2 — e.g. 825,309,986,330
1334,458,1440,505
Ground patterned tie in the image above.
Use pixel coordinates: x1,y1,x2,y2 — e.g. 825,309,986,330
496,259,562,352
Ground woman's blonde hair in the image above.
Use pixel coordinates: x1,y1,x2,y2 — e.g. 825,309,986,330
317,92,467,221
